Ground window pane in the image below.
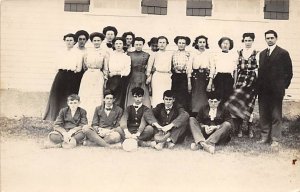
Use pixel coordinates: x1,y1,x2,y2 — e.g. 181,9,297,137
199,9,206,16
77,4,83,12
70,4,77,11
148,6,155,14
64,3,71,11
155,7,161,14
206,8,211,16
187,8,193,16
161,7,167,15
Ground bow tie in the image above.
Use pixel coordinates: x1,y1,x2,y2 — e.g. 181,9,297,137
107,43,113,48
165,108,172,111
134,106,139,109
105,107,112,111
222,50,228,53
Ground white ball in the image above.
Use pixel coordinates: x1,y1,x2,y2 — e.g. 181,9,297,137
122,138,138,152
62,138,77,149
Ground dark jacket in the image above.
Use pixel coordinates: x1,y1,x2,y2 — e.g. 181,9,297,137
91,104,123,128
54,107,88,130
258,46,293,97
152,103,189,127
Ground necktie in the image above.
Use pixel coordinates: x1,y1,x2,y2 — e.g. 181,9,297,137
266,48,270,57
107,43,112,48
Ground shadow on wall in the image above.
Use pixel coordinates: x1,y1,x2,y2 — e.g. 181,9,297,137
1,89,300,120
0,89,49,119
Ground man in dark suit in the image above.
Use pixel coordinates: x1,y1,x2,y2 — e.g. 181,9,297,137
152,90,189,150
83,90,123,147
46,94,88,148
257,30,293,147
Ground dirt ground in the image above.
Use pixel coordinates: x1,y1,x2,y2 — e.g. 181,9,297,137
1,136,300,192
1,92,300,192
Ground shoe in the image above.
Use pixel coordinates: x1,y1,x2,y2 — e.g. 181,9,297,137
202,142,215,154
138,140,156,148
83,140,94,146
248,129,254,138
190,143,201,151
166,141,175,149
154,142,165,150
270,141,280,147
42,141,62,149
154,131,171,143
256,138,268,144
237,130,243,138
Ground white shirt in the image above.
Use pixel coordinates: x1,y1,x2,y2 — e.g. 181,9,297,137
190,50,216,78
215,51,237,74
268,44,277,56
108,51,131,76
147,50,172,74
58,48,83,72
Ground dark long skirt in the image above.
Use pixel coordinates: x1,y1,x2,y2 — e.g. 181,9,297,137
43,69,82,121
171,73,189,110
191,70,209,113
213,73,234,117
106,75,126,108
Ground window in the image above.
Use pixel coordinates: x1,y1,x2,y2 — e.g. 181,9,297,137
64,0,90,12
186,0,212,16
141,0,168,15
264,0,289,20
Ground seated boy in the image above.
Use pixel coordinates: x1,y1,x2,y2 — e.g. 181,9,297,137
189,92,234,154
46,94,87,148
152,90,189,150
121,87,160,147
83,90,123,147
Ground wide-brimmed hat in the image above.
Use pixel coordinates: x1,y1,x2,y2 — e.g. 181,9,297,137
218,37,234,50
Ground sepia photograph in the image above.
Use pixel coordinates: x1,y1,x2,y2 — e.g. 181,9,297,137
1,0,300,191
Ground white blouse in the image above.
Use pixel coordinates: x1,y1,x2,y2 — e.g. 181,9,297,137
215,51,237,74
147,50,172,74
84,48,108,70
108,51,131,76
190,50,216,78
58,48,83,72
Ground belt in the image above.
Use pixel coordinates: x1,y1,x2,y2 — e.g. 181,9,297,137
59,69,74,72
87,68,100,72
155,70,171,73
193,68,207,73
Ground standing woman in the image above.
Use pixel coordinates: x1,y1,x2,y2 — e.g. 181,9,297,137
122,31,136,53
125,37,151,108
106,37,131,107
43,33,83,121
146,36,172,107
225,33,259,138
74,30,89,93
190,35,215,116
78,32,109,123
214,37,236,116
171,36,192,110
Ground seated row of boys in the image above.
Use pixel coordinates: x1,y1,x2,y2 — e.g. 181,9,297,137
47,87,234,154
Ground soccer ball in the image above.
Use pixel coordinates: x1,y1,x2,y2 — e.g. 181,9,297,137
122,138,138,152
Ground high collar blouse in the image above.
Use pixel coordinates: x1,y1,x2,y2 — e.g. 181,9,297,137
84,47,109,70
147,50,172,74
172,50,192,74
215,50,237,74
58,48,83,72
108,51,131,76
190,49,215,78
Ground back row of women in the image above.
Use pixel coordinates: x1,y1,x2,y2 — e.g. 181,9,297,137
43,26,260,139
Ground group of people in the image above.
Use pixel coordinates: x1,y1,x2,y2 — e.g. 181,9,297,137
43,26,293,153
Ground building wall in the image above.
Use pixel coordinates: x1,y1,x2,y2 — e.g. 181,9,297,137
1,0,300,99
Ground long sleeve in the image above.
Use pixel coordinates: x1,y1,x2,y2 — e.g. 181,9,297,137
120,108,128,129
121,55,131,76
91,107,100,127
171,107,189,128
79,109,88,127
114,108,123,127
143,107,157,125
146,53,155,75
283,51,293,88
54,109,65,128
208,53,216,78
